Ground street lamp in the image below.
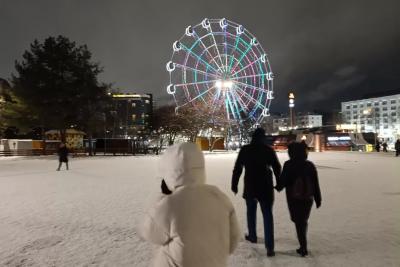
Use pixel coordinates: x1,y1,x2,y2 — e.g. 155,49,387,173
288,92,295,129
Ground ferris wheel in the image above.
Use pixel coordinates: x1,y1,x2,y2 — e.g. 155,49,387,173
166,18,274,126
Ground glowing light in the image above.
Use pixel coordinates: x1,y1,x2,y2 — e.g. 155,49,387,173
167,84,176,94
327,136,351,141
166,61,175,72
363,109,372,115
185,26,194,36
201,18,210,28
173,41,181,52
215,80,234,90
262,108,270,116
266,72,274,81
219,18,228,29
289,92,295,99
260,54,266,63
236,25,244,35
250,38,258,46
112,94,144,98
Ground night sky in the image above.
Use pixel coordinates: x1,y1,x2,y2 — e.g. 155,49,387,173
1,0,399,112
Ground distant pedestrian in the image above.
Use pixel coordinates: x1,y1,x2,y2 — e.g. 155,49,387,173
57,142,69,171
382,142,388,152
276,142,322,257
231,127,281,257
139,143,240,267
395,139,400,157
375,141,381,152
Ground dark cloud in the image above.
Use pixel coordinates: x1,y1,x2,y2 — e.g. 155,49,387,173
0,0,399,112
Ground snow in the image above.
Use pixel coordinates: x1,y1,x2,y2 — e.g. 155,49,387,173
0,152,399,266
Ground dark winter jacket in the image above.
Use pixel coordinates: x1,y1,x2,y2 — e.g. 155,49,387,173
232,141,281,203
58,146,69,162
276,160,322,207
395,141,400,151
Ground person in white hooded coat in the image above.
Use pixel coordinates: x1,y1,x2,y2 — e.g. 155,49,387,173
139,143,241,267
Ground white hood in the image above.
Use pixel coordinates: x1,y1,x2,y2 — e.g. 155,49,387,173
159,143,206,191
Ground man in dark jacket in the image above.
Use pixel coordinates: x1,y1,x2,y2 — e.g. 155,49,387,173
57,143,69,171
231,128,281,257
395,139,400,157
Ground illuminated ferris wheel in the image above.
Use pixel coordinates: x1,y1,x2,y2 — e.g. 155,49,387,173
166,18,274,126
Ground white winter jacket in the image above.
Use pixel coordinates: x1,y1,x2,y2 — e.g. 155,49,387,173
139,143,241,267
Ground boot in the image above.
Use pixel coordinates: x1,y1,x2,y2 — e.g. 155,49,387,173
245,234,257,243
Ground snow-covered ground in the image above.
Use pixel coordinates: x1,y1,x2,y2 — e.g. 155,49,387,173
0,151,399,266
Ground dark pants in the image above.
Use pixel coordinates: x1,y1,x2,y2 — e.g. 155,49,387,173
57,161,69,170
396,150,399,157
295,221,308,251
245,198,274,251
288,199,313,251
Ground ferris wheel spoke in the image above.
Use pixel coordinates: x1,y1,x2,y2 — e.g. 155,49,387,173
233,84,266,109
230,42,252,74
174,79,220,87
223,27,228,70
208,26,226,71
230,73,266,80
210,89,226,117
233,80,267,93
231,57,262,77
231,89,250,113
174,63,221,79
180,43,220,74
226,92,238,120
229,90,246,120
183,85,215,106
193,32,224,73
227,36,240,72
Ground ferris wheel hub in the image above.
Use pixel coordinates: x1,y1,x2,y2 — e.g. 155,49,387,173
215,80,234,90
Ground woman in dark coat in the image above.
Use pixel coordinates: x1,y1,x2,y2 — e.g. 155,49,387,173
57,143,69,171
276,142,321,257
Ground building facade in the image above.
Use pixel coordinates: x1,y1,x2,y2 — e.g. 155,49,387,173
341,91,400,144
111,93,153,138
268,113,323,132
